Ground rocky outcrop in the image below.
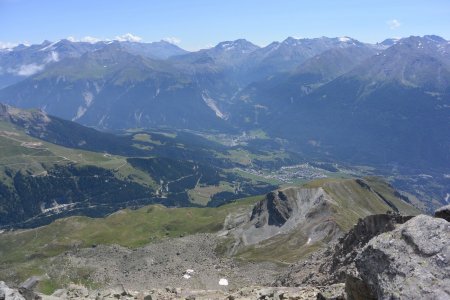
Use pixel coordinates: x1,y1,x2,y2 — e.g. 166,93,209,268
0,281,25,300
279,213,449,299
0,277,41,300
223,178,419,259
435,204,450,222
347,214,450,299
0,103,9,119
225,187,340,255
328,213,413,282
277,212,413,286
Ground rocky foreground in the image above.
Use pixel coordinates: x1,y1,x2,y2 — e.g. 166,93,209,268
1,206,449,300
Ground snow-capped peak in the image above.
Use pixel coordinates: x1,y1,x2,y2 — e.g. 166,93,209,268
39,40,60,52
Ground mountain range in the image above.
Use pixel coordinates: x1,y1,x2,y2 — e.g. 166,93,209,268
0,35,449,178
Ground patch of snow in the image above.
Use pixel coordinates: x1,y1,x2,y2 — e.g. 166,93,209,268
306,237,312,245
202,91,227,120
183,269,194,279
39,40,59,51
219,278,228,286
220,42,232,48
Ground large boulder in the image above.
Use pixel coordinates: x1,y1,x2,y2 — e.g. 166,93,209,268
348,215,450,299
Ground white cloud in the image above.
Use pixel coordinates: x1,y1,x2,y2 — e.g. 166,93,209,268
387,19,401,29
82,36,103,43
114,33,142,42
8,63,45,76
162,37,181,45
66,33,143,44
44,51,59,63
0,41,19,49
66,36,104,43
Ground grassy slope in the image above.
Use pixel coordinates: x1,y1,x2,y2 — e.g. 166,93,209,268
0,120,155,188
0,116,283,210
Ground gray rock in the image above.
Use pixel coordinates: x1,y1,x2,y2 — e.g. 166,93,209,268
350,215,450,299
18,277,39,300
277,213,413,286
0,282,25,300
435,204,450,222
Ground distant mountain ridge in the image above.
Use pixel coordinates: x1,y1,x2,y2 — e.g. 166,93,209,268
0,35,449,174
0,38,188,89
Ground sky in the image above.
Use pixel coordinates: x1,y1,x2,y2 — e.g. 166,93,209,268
1,0,450,50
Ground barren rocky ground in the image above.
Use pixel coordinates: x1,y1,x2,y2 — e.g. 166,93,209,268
48,233,281,291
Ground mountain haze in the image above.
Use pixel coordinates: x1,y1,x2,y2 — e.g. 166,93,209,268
0,35,449,180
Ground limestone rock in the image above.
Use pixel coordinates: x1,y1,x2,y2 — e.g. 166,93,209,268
0,282,25,300
350,215,450,299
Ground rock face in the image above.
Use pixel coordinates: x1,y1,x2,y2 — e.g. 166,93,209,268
244,187,337,244
277,213,413,286
278,213,449,299
224,186,341,256
328,213,413,282
0,281,25,300
347,215,450,299
0,103,8,118
435,204,450,222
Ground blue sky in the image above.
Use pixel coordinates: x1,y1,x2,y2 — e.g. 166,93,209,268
1,0,449,50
